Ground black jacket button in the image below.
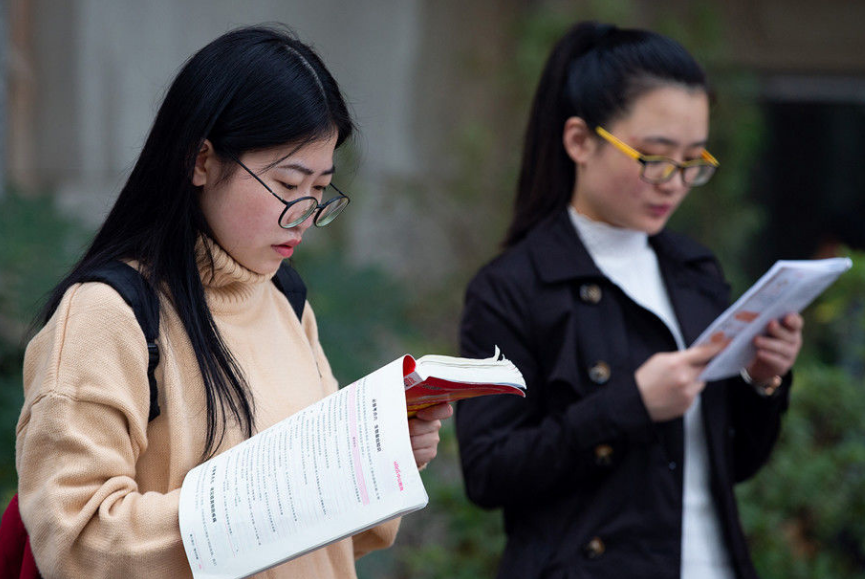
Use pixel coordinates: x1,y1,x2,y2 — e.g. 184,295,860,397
588,361,611,384
594,444,614,466
579,283,602,304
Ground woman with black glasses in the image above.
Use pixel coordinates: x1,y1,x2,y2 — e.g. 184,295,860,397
15,25,450,579
456,21,802,579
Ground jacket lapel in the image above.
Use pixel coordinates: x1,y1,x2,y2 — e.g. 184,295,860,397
651,232,727,347
526,210,605,284
652,232,732,483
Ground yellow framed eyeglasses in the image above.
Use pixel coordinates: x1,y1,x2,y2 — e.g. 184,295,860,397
595,126,719,187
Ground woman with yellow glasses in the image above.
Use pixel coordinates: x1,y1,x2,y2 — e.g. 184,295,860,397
594,125,719,187
456,21,803,579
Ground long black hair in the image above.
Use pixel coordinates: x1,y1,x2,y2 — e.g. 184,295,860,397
40,25,353,457
504,21,709,247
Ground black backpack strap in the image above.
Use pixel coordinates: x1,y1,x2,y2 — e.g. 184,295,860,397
73,261,303,423
271,262,307,321
79,261,162,422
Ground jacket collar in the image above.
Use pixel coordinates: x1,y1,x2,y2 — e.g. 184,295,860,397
526,210,603,283
526,209,716,285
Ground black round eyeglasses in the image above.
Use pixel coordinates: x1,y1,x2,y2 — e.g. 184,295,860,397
230,155,351,229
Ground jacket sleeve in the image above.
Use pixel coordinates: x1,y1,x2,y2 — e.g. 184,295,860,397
727,372,793,482
456,267,654,509
16,283,189,579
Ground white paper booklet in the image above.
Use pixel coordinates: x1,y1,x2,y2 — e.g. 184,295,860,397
693,257,852,381
178,358,427,579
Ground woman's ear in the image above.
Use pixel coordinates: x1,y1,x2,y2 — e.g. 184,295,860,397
563,117,595,164
192,139,215,187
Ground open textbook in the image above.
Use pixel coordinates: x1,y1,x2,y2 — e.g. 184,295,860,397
693,257,852,381
404,346,527,416
178,349,526,579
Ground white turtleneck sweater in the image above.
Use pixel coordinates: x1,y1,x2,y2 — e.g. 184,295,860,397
17,238,399,579
569,207,733,579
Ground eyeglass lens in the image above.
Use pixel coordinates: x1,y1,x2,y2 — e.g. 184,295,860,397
314,196,349,226
279,194,350,228
642,160,716,186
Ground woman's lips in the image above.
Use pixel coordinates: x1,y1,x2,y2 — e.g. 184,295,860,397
273,243,297,258
647,204,673,218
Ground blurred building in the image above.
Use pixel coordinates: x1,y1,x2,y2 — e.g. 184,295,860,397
722,0,865,268
3,0,865,279
4,0,525,281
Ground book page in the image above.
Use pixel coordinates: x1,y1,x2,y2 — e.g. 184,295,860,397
693,257,852,381
179,357,428,579
405,347,525,388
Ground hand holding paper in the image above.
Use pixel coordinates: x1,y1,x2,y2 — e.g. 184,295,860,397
635,336,729,422
745,312,804,385
692,257,851,381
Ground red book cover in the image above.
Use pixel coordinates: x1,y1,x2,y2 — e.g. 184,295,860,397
402,347,526,416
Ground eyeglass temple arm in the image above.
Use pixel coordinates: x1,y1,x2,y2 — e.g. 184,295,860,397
225,152,291,203
596,126,719,167
595,126,642,160
327,182,350,199
701,149,719,166
228,151,351,209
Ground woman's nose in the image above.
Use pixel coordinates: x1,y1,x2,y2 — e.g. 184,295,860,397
656,170,688,194
293,212,315,234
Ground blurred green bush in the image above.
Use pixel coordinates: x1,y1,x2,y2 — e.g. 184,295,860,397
738,251,865,579
0,190,90,503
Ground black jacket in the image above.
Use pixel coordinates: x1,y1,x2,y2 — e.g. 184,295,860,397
456,210,791,579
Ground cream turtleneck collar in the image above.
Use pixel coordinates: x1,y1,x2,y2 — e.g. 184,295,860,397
195,237,273,308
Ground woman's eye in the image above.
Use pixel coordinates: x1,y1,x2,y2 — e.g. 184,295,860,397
277,182,298,191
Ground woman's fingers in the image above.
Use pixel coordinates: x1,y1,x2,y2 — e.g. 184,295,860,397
781,312,804,332
765,313,804,343
410,430,441,447
408,403,452,469
685,336,729,366
753,348,791,370
753,335,797,360
412,445,438,467
746,314,805,382
766,320,795,343
414,403,453,422
752,313,804,368
410,429,442,467
409,418,442,436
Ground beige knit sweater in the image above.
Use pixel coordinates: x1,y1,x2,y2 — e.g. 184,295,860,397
16,240,399,578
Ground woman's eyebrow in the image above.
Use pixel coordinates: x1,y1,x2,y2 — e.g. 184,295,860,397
277,162,336,176
643,136,708,148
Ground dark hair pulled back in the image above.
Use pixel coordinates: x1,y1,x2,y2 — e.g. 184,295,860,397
504,21,709,247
